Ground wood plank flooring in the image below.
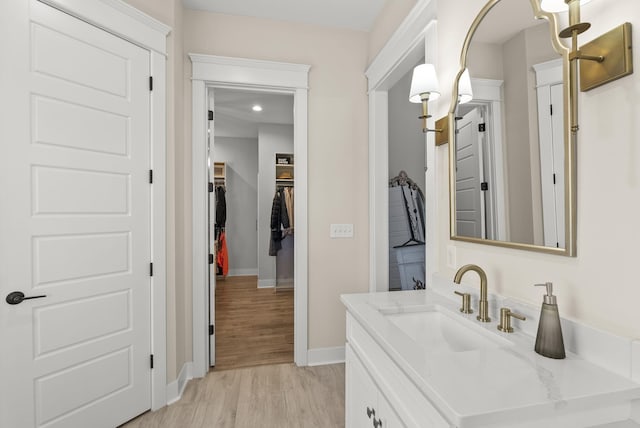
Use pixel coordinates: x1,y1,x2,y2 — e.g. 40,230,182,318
213,275,293,370
121,363,345,428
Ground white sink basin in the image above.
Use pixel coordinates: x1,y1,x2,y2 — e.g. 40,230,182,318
384,308,511,352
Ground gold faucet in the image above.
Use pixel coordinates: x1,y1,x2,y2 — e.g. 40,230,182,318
453,264,491,322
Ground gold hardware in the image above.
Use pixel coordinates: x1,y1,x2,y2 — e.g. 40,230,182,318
580,23,633,91
417,96,443,134
453,264,490,322
454,291,473,314
435,116,449,146
497,307,526,333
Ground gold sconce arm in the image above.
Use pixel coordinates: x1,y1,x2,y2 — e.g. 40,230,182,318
552,0,633,134
417,95,443,134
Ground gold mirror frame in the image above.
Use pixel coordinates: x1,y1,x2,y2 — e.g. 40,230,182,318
448,0,577,256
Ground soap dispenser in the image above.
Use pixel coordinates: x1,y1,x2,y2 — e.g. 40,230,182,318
534,282,566,359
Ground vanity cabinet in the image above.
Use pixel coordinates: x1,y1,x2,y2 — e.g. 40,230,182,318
343,289,640,428
345,313,450,428
346,344,404,428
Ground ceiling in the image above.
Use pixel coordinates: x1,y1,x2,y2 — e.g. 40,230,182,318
182,0,387,31
212,88,294,139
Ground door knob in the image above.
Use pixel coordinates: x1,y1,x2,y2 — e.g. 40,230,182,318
5,291,47,305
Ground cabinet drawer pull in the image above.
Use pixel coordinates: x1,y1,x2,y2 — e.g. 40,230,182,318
366,406,375,418
373,417,383,428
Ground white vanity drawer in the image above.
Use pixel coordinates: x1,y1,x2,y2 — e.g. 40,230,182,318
347,313,450,428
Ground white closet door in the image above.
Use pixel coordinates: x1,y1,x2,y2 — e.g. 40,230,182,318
0,2,152,426
455,108,484,238
208,88,217,367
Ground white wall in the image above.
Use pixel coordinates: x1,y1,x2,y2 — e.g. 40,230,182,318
435,0,640,341
214,137,259,275
257,124,294,286
368,0,419,63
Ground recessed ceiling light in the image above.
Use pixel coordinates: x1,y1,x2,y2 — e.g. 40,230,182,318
252,104,263,112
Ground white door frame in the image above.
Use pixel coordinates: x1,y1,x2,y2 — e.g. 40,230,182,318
32,0,169,410
467,78,507,241
190,54,310,377
365,0,438,292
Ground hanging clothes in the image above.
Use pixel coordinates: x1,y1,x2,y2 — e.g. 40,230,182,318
215,186,227,239
269,187,291,256
284,187,294,231
216,231,229,276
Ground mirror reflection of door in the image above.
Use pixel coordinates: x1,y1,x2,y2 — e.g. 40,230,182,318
455,108,485,239
453,0,567,249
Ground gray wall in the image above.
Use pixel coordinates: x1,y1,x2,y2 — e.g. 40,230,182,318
388,64,426,192
214,137,259,275
387,62,426,290
257,124,294,287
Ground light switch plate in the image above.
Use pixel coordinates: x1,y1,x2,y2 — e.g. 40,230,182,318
330,223,354,238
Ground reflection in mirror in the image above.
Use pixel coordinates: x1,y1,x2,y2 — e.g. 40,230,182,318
451,0,575,255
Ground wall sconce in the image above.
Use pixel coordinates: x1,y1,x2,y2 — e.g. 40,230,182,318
409,63,442,133
541,0,633,133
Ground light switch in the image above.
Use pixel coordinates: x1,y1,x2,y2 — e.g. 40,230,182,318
330,223,354,238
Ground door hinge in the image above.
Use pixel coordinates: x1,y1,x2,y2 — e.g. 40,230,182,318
209,182,214,193
209,325,215,335
149,76,153,91
150,263,153,277
150,354,154,369
481,182,489,191
478,123,486,132
550,104,553,116
209,254,214,264
553,173,556,184
149,169,153,184
208,110,214,121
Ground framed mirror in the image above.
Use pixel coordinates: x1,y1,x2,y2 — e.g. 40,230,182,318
449,0,576,256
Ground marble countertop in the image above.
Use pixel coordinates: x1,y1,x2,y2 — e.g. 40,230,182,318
341,288,640,427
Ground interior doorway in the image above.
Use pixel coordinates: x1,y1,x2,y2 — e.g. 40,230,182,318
387,59,427,292
190,53,310,377
207,87,295,369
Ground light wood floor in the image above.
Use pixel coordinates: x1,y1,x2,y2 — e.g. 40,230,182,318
121,363,345,428
213,275,294,370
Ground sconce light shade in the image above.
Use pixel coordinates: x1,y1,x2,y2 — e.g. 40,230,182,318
458,68,473,104
409,64,441,103
540,0,593,13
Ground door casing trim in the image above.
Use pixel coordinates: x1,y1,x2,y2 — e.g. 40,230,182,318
365,0,439,292
190,54,310,376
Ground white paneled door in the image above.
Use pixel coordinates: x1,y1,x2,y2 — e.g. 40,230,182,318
0,2,152,427
455,108,484,239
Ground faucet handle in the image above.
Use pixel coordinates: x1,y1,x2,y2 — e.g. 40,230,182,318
497,307,526,333
454,291,473,314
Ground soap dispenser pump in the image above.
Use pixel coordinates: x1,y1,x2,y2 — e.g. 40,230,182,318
534,282,566,359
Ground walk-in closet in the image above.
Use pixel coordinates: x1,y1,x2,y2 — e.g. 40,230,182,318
208,87,295,370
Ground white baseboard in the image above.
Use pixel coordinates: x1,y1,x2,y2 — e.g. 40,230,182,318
307,346,345,366
258,279,276,288
227,268,258,277
166,362,193,405
276,278,294,287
